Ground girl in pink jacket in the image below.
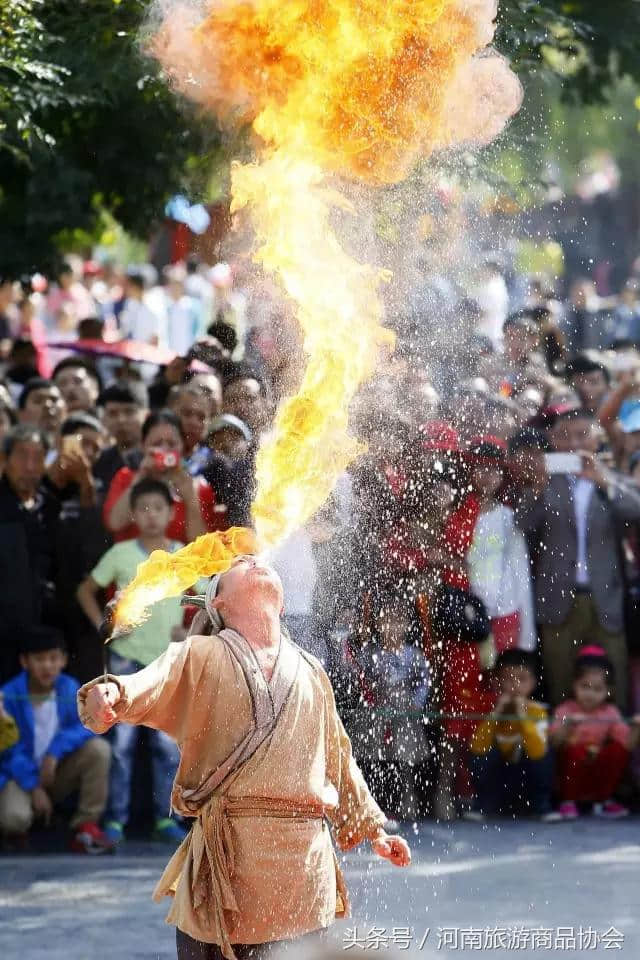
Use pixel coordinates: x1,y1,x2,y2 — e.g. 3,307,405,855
550,646,640,820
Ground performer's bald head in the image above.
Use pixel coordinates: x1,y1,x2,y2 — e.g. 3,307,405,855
208,555,284,627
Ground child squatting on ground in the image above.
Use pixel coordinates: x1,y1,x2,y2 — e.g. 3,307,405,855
467,649,558,821
550,645,640,820
0,625,112,852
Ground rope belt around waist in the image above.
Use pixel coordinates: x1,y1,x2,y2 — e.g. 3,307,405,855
224,795,329,819
192,795,331,960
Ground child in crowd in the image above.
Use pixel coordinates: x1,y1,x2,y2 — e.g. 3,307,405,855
550,646,640,820
466,436,536,652
77,477,201,846
0,627,112,852
468,649,557,821
348,597,431,820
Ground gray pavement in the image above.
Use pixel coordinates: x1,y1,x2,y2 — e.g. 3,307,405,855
1,818,638,958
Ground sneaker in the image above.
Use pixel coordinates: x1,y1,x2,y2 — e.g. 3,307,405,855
556,801,579,820
70,822,115,854
152,817,188,843
103,820,125,845
461,810,486,823
538,810,564,823
593,800,629,819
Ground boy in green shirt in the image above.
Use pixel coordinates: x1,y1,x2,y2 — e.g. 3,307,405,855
77,478,196,845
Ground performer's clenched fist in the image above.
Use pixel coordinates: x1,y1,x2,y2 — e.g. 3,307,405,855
371,831,412,867
85,682,121,724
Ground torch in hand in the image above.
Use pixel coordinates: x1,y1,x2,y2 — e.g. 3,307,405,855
98,596,130,683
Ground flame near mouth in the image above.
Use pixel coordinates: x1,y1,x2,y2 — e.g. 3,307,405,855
111,0,521,634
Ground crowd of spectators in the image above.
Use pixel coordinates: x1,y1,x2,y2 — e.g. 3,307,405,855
2,246,640,852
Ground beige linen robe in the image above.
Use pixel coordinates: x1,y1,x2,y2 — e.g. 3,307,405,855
77,630,386,958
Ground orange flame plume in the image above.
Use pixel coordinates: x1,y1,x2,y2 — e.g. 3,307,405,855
113,527,256,632
111,0,521,634
154,0,521,183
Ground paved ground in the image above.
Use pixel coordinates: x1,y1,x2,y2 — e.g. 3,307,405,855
1,818,638,958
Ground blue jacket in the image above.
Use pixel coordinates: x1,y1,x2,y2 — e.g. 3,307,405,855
0,671,95,792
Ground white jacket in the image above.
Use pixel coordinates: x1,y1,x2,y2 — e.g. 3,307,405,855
467,503,537,651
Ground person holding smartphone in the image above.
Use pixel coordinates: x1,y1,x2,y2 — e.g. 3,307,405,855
516,407,640,709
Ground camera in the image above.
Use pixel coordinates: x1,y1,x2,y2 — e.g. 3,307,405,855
152,449,180,471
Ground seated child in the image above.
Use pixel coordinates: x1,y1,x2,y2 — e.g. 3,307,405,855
0,626,112,852
550,645,640,820
347,597,430,820
77,477,202,846
468,649,556,821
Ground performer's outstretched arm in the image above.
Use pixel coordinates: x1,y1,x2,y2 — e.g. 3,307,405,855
77,637,207,742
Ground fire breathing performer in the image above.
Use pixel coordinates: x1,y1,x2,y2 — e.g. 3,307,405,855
77,553,411,960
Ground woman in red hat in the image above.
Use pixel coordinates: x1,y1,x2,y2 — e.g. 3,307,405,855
382,424,495,818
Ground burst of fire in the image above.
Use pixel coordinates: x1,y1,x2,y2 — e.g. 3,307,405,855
232,153,393,546
113,527,256,631
112,0,521,633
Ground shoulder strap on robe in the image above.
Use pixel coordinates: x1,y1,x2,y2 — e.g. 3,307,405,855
179,629,300,810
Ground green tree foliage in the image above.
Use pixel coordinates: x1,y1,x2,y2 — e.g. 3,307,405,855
0,0,68,159
1,0,639,274
0,0,220,275
498,1,640,101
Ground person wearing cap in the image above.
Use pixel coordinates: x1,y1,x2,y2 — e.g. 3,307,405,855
0,626,112,852
77,555,411,960
516,407,640,708
384,435,496,819
207,413,252,462
465,436,536,652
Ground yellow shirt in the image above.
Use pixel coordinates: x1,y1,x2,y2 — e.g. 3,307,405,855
470,700,548,762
